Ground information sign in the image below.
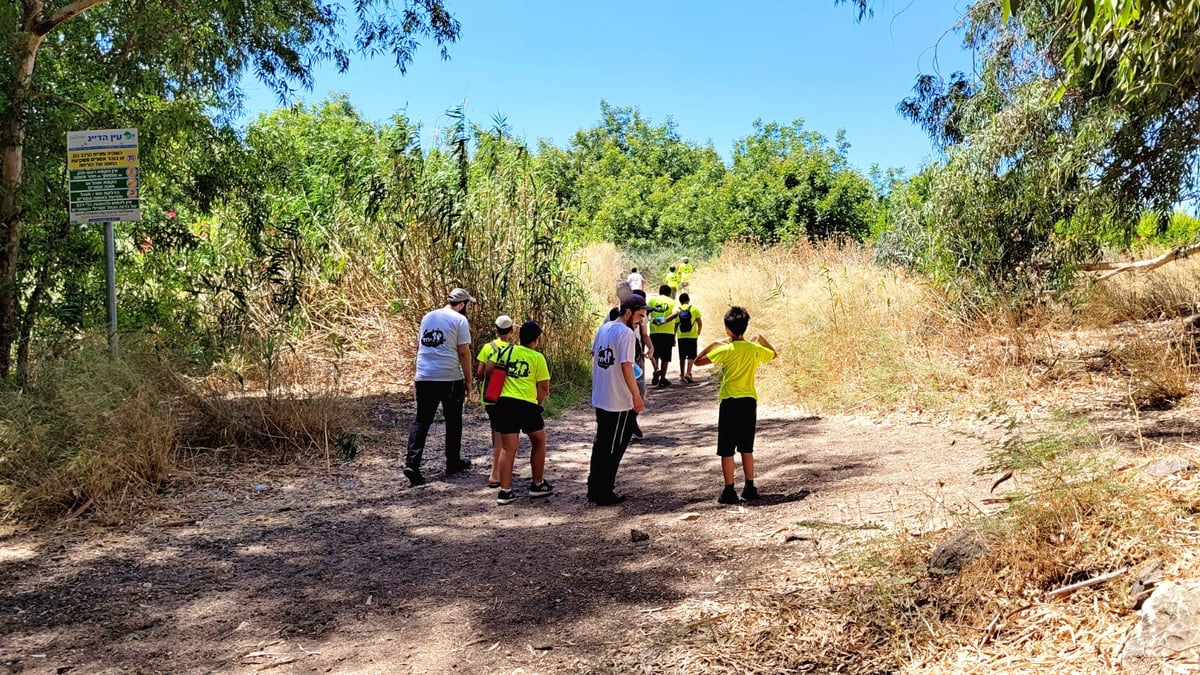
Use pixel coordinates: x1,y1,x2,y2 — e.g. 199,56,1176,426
67,128,140,224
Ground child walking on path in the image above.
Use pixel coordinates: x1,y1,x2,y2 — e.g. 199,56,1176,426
695,307,777,504
673,292,702,383
484,321,553,505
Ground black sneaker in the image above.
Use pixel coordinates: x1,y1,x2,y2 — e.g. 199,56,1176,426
718,486,740,504
588,493,627,506
658,377,672,387
496,489,518,505
742,483,761,501
403,466,426,487
528,481,554,498
445,459,472,475
631,423,644,440
651,372,660,385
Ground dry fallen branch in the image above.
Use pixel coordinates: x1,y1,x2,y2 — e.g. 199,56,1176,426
1045,568,1128,599
1085,243,1200,280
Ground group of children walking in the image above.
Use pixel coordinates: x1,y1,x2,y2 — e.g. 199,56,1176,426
403,257,776,508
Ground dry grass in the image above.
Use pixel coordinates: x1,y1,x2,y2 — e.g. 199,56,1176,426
652,454,1200,673
1077,250,1200,325
689,241,969,412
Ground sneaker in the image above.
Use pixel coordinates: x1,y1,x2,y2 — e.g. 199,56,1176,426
742,483,761,501
651,372,660,386
588,493,627,506
528,481,554,498
445,459,472,475
658,377,672,387
718,485,740,505
486,480,501,488
403,466,426,487
631,423,644,440
496,489,518,505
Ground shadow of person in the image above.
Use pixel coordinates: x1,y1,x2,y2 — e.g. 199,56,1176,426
745,489,812,506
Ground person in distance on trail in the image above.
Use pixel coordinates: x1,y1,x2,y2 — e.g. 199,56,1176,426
485,321,553,505
404,288,476,487
663,265,681,296
647,285,678,386
588,295,647,506
475,314,516,488
695,306,777,505
627,267,644,292
678,256,694,291
672,292,702,383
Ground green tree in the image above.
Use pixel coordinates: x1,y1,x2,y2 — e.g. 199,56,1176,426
0,0,459,378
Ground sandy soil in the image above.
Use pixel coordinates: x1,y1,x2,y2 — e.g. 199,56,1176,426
1,366,1042,674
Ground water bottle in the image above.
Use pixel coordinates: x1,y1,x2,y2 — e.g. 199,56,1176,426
632,363,643,379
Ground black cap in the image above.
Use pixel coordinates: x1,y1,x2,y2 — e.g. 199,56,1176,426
620,295,647,314
519,320,542,345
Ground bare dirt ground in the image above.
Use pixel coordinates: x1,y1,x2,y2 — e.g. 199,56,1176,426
4,361,1167,674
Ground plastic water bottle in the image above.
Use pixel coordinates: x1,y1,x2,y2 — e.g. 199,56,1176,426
633,363,643,379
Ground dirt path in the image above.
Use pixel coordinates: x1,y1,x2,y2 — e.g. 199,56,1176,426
0,368,994,674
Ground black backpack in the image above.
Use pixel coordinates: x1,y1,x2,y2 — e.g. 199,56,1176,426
678,306,693,333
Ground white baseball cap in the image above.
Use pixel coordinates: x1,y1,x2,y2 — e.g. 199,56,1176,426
495,315,514,330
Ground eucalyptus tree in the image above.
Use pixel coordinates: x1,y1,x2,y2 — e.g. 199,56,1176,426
0,0,458,378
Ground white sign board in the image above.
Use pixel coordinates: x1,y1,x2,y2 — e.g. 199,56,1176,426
68,128,141,224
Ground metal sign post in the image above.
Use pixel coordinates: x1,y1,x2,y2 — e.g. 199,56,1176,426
104,222,118,360
67,128,140,361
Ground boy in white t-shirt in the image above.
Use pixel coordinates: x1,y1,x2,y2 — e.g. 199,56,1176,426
627,267,644,292
405,288,475,487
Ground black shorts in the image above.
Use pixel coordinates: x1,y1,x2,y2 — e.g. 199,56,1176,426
491,397,545,435
484,402,500,426
678,338,698,360
650,333,675,362
717,397,757,456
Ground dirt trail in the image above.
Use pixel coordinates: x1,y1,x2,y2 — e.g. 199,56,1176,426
0,368,994,674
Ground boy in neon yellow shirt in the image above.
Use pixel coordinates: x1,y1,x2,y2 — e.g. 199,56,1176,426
647,285,677,386
475,315,515,488
678,256,694,290
695,306,777,504
484,321,552,504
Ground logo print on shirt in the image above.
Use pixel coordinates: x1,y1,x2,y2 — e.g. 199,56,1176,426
421,328,446,348
508,360,531,378
596,346,615,369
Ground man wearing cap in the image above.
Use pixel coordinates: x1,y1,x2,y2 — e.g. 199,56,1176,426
476,314,516,488
587,295,647,505
405,288,476,486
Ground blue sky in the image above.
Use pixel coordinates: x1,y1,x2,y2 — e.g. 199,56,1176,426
241,1,976,173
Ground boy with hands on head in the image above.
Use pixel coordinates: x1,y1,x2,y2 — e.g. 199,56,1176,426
695,306,777,504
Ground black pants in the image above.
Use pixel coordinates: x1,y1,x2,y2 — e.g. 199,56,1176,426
406,380,465,470
587,408,635,500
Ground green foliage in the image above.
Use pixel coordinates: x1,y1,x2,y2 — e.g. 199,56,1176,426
542,103,879,249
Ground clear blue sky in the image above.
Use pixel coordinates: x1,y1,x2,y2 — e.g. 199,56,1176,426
241,1,975,173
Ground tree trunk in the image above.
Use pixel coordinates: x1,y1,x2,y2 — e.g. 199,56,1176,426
0,28,45,379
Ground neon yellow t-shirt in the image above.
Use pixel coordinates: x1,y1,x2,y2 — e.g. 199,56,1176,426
678,263,694,282
707,340,775,400
477,338,509,404
498,344,550,404
663,271,680,291
647,295,677,334
675,303,701,338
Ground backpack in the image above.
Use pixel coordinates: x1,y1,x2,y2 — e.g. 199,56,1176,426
678,306,693,333
483,344,515,404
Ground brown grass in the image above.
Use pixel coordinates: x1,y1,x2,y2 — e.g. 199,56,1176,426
689,241,969,412
654,458,1199,673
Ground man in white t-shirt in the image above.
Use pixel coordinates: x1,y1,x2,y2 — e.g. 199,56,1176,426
627,267,644,292
405,287,476,487
587,295,647,506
